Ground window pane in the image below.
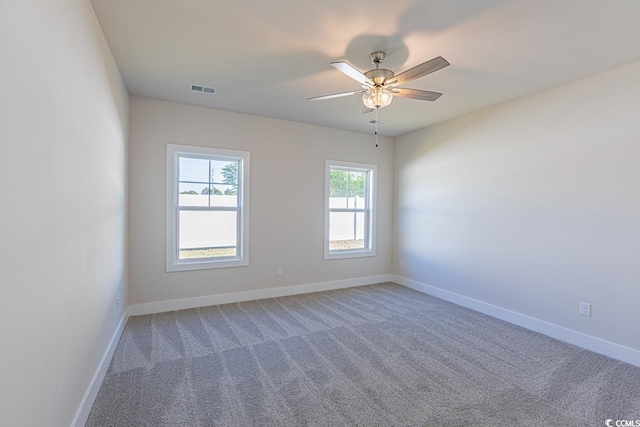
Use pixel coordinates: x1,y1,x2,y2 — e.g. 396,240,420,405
330,169,366,208
329,169,367,197
330,170,348,194
329,211,365,250
179,157,210,183
210,160,238,187
178,210,238,259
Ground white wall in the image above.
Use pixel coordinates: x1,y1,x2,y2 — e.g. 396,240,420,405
394,61,640,353
0,1,129,426
129,96,393,304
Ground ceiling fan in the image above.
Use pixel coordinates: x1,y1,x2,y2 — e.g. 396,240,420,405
309,51,450,112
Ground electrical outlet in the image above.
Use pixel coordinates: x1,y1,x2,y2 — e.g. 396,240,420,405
399,259,404,268
276,267,283,276
579,302,591,317
115,292,121,314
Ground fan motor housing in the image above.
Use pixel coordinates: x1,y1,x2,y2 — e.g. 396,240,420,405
364,69,394,85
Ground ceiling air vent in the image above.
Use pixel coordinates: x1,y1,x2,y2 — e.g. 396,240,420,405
190,84,217,94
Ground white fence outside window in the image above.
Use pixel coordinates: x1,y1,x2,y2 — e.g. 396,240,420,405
178,195,363,249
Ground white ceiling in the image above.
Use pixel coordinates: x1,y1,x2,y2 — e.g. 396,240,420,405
91,0,640,137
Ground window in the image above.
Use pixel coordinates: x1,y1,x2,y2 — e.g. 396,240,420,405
324,160,376,259
166,144,249,271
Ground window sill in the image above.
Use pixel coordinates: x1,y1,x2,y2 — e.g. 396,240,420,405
324,249,375,260
166,257,249,272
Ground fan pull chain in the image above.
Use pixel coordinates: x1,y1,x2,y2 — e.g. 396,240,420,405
374,107,379,147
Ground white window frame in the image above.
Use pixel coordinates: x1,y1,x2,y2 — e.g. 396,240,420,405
324,160,377,260
166,144,250,272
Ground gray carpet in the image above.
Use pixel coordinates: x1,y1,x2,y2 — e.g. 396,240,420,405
87,283,640,426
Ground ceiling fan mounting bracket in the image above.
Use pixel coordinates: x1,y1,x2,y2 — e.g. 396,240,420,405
369,51,386,66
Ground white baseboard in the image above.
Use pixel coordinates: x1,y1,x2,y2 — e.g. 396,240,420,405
128,274,393,316
393,275,640,368
72,308,129,427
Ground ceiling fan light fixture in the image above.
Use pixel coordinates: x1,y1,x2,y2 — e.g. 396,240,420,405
362,87,393,109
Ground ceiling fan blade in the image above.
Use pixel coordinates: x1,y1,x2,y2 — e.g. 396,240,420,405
392,56,450,86
331,61,373,86
362,105,375,114
308,90,365,101
392,88,443,101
